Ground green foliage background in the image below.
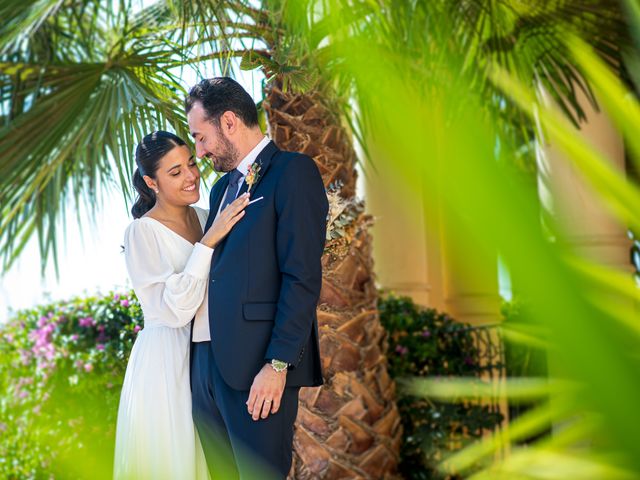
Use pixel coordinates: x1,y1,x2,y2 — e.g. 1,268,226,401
0,291,500,478
379,294,503,480
0,291,141,479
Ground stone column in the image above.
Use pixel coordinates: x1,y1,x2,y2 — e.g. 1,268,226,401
364,157,501,324
537,86,631,273
363,157,444,309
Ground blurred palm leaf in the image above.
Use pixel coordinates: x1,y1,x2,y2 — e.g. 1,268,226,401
315,0,640,476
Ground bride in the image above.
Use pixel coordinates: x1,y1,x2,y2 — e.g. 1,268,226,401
113,131,248,479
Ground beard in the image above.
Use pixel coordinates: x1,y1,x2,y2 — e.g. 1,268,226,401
209,133,240,173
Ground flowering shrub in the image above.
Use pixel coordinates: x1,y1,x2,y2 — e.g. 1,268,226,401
379,293,504,480
0,290,142,479
1,289,504,478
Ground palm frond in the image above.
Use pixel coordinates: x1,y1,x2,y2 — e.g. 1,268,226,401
0,5,189,272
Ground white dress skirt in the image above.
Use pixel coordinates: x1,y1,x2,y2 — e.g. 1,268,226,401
114,206,211,480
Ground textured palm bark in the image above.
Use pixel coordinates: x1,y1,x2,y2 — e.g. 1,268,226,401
264,85,402,479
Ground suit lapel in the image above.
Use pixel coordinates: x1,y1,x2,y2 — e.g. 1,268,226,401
206,174,230,230
237,140,279,197
212,141,280,265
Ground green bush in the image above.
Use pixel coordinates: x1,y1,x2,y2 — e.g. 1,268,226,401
500,298,550,444
0,290,142,479
2,290,506,479
378,293,504,480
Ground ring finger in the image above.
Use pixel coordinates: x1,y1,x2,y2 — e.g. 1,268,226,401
258,398,272,420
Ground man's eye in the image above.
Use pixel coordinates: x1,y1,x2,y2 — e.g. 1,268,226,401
172,172,180,177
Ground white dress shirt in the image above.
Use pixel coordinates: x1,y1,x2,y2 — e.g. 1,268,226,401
192,136,271,342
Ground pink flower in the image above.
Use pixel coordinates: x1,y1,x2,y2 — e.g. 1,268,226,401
33,405,41,415
120,299,130,308
70,334,79,342
44,344,55,361
17,390,28,399
37,316,48,328
113,294,120,301
96,344,105,351
42,323,55,335
133,325,142,333
78,317,95,328
20,350,32,365
422,330,431,337
75,360,84,369
84,363,93,373
16,377,33,387
395,344,409,356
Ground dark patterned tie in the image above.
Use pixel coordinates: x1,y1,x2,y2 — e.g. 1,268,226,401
220,168,243,211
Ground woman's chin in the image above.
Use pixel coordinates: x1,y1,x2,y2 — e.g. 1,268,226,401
181,190,200,204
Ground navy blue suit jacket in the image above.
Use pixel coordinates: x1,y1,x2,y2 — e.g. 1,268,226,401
204,141,328,390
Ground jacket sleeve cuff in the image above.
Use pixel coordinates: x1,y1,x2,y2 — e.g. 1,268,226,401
183,242,214,280
265,342,303,369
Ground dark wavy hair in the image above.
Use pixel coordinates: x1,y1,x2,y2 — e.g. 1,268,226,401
131,131,187,219
184,77,259,128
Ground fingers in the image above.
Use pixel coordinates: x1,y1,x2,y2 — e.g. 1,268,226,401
222,192,249,215
246,386,258,418
247,384,273,421
270,391,282,414
247,391,277,421
249,392,266,421
227,209,246,229
216,194,249,232
247,367,287,421
259,398,271,420
220,194,248,224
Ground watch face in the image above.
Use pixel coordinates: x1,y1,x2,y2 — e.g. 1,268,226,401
271,359,287,371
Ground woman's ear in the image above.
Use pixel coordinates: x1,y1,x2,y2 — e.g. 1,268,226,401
143,175,157,192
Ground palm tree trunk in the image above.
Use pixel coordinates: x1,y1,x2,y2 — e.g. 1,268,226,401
264,84,402,479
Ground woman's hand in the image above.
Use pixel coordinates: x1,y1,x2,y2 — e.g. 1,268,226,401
200,193,249,248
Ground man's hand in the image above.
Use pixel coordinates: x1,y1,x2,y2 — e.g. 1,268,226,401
246,363,287,421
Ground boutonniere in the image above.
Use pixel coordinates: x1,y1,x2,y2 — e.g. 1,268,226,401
246,161,261,193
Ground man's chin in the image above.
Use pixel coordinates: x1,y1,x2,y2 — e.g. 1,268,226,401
212,160,231,173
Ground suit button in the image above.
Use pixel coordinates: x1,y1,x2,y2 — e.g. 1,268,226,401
211,279,216,284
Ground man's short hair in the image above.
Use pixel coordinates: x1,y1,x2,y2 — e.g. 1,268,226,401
185,77,259,128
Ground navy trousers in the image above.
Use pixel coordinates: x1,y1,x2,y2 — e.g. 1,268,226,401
191,341,300,480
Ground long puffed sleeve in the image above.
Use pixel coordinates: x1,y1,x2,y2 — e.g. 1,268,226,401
124,219,213,328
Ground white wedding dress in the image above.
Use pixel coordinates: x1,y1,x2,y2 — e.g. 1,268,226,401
114,206,210,480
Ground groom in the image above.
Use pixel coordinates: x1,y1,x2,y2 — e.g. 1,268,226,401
186,77,328,479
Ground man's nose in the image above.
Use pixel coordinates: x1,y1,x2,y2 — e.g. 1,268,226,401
195,142,206,159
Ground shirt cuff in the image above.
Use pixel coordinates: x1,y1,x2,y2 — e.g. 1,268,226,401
183,242,215,280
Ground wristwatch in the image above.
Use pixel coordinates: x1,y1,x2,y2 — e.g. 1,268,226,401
269,359,288,373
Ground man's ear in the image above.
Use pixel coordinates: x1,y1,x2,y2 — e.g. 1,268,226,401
220,111,239,135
